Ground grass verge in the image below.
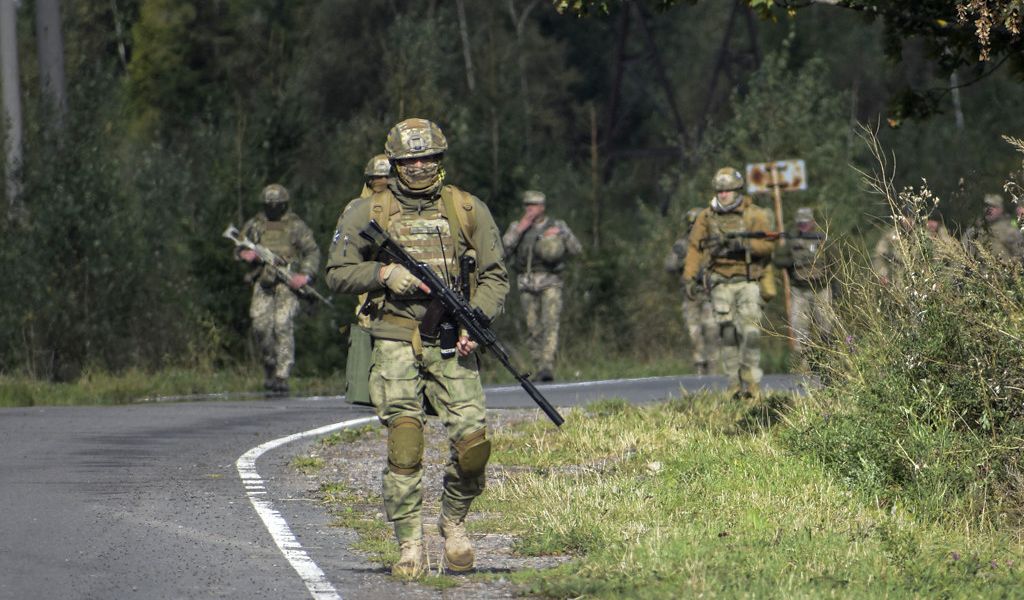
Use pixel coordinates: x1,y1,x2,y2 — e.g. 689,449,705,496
475,394,1023,598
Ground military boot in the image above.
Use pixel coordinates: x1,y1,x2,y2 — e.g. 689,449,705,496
391,539,428,578
726,382,743,400
270,377,289,394
263,363,277,391
695,361,708,376
745,382,762,402
438,514,474,572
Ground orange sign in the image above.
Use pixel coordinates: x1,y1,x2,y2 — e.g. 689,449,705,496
745,159,807,194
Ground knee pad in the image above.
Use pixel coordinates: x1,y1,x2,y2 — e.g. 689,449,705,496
387,416,424,475
455,427,491,477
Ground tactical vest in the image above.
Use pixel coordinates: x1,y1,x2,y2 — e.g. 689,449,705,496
788,235,827,283
704,201,768,279
253,217,296,287
514,218,566,275
366,185,478,305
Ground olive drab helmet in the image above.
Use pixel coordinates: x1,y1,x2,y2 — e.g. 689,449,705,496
384,118,448,160
262,183,290,204
364,154,391,178
712,167,744,192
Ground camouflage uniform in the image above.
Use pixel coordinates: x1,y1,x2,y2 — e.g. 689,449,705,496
771,208,834,366
683,168,775,398
238,185,320,390
872,224,906,284
665,210,719,374
325,119,508,568
962,195,1024,269
502,192,582,380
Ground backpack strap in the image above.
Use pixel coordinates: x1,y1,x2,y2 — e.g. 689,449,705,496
440,185,477,250
368,189,400,231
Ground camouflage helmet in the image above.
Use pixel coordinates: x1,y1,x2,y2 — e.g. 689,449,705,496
685,207,701,225
523,190,546,205
983,193,1005,210
364,154,391,177
384,118,448,160
794,207,814,223
262,183,290,204
712,167,744,192
535,234,566,264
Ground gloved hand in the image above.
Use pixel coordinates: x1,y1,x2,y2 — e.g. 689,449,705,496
685,279,703,301
379,263,423,295
725,236,747,253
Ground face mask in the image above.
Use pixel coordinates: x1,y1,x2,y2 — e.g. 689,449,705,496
396,160,441,190
369,178,388,193
265,203,288,221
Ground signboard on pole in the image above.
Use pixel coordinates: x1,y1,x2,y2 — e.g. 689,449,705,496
745,159,807,195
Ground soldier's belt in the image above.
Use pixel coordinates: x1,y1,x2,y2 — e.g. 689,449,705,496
381,314,440,358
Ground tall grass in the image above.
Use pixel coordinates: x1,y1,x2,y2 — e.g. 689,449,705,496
784,129,1024,526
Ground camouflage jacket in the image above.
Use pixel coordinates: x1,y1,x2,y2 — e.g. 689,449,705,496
325,183,509,344
963,217,1024,268
683,196,775,281
238,211,321,288
772,229,834,287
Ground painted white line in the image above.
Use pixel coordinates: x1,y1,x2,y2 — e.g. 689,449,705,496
236,416,378,600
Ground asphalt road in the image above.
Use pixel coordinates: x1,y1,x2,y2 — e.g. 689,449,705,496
0,374,801,599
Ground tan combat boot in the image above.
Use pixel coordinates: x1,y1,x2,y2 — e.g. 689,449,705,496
745,382,762,402
438,515,474,572
391,538,427,578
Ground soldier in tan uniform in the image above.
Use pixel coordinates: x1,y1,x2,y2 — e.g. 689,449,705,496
343,155,392,406
665,208,718,374
325,119,509,578
237,184,321,393
962,194,1024,268
502,190,583,382
683,167,776,400
871,206,915,286
772,207,834,369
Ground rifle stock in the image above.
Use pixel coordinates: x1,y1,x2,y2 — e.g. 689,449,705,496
360,219,565,427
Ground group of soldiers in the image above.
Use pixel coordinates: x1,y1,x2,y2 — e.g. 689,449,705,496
668,167,1024,400
232,118,1023,578
231,118,581,578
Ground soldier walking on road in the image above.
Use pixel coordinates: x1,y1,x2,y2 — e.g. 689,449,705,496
342,155,393,407
502,190,583,382
772,207,835,370
665,207,718,375
236,184,321,393
325,119,509,578
683,167,776,400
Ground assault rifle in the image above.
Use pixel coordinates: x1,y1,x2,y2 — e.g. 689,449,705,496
698,230,824,250
223,224,333,306
360,219,565,427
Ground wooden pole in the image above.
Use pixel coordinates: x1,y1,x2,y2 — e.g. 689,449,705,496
770,164,795,351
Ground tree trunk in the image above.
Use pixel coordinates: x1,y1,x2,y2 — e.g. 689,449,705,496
590,104,600,252
34,0,67,125
950,70,965,130
1,0,24,214
456,0,475,93
508,0,540,158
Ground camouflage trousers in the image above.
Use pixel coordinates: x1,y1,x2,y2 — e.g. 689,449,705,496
681,296,719,373
709,277,764,388
369,339,488,543
250,284,301,379
520,285,563,373
790,284,833,361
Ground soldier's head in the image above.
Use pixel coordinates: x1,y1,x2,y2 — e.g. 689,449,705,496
262,183,290,221
1016,202,1024,221
711,167,744,212
522,189,546,218
364,154,391,193
984,193,1005,223
385,118,448,193
794,207,816,233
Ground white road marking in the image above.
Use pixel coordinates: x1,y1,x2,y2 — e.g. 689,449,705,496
236,416,378,600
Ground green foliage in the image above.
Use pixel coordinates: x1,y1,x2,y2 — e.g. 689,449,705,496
784,172,1024,525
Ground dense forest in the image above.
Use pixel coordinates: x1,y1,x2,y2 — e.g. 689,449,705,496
1,0,1022,381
